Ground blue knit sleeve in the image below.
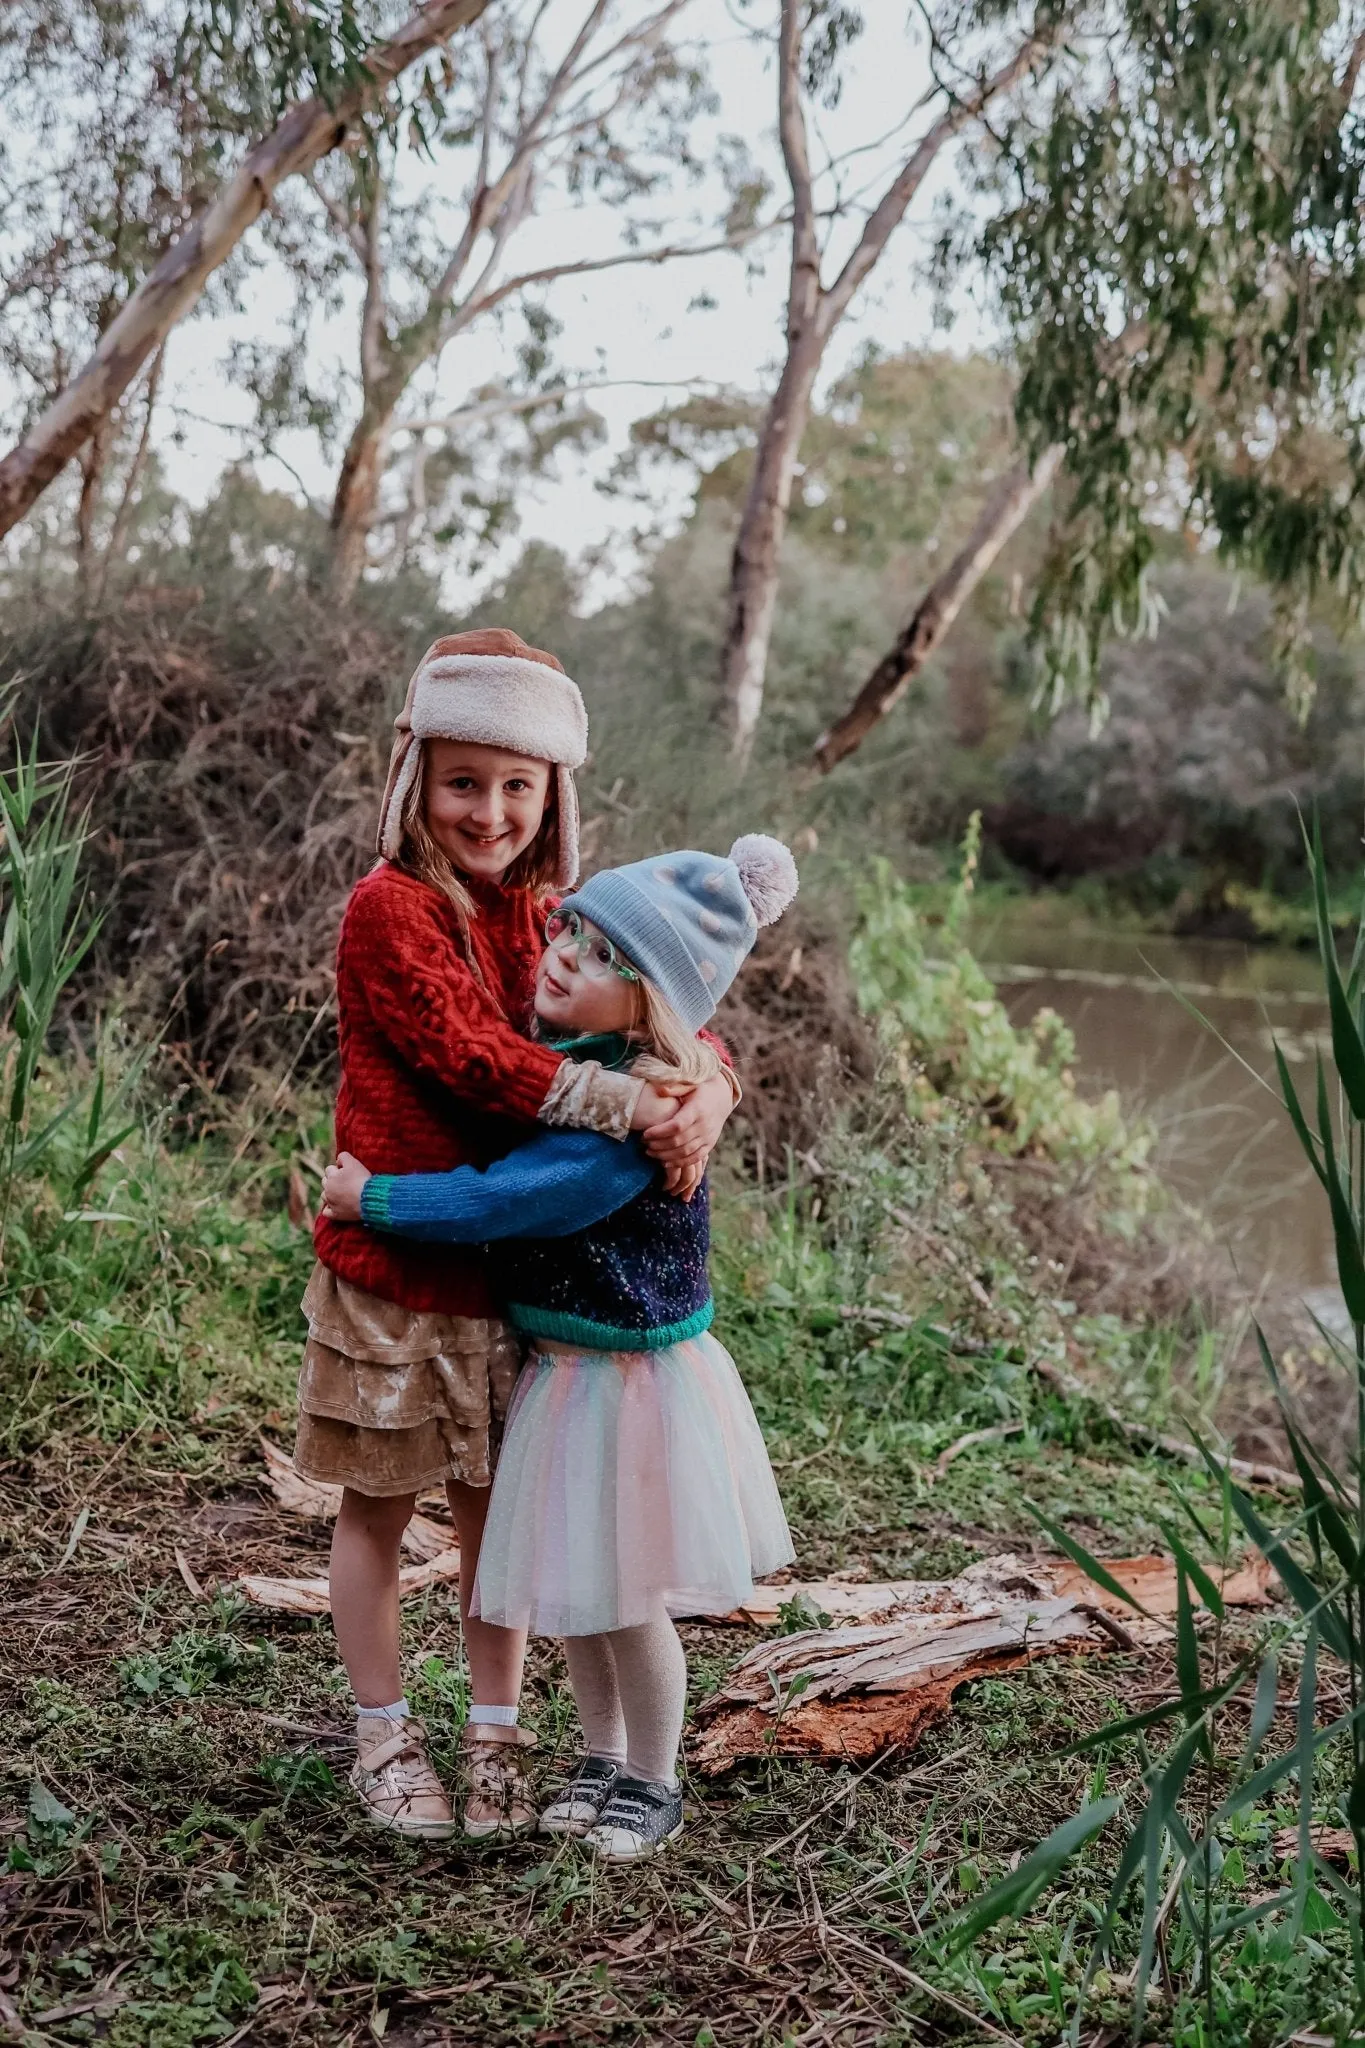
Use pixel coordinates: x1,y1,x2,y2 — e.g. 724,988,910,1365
359,1130,656,1242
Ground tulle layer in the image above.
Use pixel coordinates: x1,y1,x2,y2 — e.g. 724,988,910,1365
472,1331,794,1636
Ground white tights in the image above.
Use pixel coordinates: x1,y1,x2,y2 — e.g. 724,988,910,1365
561,1607,687,1786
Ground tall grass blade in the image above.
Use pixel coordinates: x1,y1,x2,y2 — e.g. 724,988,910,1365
1243,1653,1279,1770
1293,1627,1320,1937
1310,812,1365,1121
1030,1510,1153,1617
1157,1517,1225,1619
934,1799,1119,1955
1219,1474,1352,1663
1314,1056,1365,1324
1274,1041,1328,1188
1173,1562,1211,1764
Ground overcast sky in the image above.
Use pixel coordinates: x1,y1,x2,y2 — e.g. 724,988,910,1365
154,1,998,600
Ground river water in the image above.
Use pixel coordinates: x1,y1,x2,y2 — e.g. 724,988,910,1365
968,916,1335,1300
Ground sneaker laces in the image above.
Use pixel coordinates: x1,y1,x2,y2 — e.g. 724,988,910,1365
356,1720,444,1802
599,1783,668,1831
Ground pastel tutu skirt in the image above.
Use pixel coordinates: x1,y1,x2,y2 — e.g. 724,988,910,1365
471,1331,794,1636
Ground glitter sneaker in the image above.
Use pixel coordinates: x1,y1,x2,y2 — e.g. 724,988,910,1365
350,1716,457,1842
584,1776,684,1862
538,1756,621,1838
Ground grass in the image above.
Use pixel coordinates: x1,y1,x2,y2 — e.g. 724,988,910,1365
1,1076,1358,2046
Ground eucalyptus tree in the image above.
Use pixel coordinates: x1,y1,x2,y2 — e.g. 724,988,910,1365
714,0,1059,762
819,0,1365,770
0,0,493,545
282,0,750,602
0,1,222,590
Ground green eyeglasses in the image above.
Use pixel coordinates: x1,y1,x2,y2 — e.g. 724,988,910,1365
544,907,640,984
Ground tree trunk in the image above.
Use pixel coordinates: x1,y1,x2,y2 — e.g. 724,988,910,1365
328,408,396,602
0,0,490,544
813,444,1063,773
716,329,824,761
75,419,110,600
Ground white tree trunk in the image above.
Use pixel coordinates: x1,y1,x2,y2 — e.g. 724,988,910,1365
715,327,824,762
0,0,491,542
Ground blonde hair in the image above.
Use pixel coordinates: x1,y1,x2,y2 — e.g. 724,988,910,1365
629,975,725,1088
393,739,562,926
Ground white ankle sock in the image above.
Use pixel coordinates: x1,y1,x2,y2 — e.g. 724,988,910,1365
467,1703,519,1728
356,1696,409,1725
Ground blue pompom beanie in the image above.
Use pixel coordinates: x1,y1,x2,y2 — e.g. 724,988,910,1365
562,835,799,1030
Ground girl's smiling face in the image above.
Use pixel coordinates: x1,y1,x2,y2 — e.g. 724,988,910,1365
423,739,552,879
535,916,640,1037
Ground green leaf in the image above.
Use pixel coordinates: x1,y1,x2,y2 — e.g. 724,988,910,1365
1302,1883,1343,1934
27,1780,74,1829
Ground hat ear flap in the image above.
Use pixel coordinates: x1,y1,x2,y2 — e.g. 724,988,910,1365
556,766,580,888
378,733,421,859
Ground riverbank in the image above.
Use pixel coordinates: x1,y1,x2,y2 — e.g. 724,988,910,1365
4,1093,1341,2046
1,906,1351,2042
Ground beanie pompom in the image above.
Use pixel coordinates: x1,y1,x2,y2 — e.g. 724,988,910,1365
729,833,798,926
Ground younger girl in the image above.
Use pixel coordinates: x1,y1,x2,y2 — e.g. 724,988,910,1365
302,629,736,1845
322,834,797,1861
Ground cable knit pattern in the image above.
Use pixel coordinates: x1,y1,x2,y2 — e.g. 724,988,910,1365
315,865,565,1314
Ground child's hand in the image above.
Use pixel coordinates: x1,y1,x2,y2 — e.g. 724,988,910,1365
321,1151,373,1221
642,1073,736,1197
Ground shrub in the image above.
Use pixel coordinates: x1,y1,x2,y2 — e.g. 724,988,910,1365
849,818,1154,1212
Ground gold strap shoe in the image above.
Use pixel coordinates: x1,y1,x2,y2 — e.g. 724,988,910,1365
461,1723,537,1840
350,1716,457,1841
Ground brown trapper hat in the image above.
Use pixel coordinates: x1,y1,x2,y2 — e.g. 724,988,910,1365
377,628,588,886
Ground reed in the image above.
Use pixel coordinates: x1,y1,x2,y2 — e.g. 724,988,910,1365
944,813,1365,2034
0,702,137,1252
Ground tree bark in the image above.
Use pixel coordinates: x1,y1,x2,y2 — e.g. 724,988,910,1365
0,0,491,544
813,443,1063,772
329,405,397,603
716,329,825,758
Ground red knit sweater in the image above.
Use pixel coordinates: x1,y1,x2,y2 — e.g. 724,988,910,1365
314,864,564,1315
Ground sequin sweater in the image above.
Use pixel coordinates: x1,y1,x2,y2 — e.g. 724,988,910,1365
360,1044,713,1351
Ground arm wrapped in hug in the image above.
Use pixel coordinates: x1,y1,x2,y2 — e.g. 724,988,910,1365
359,1129,656,1242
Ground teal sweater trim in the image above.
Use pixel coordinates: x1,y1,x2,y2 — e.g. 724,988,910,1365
509,1295,715,1353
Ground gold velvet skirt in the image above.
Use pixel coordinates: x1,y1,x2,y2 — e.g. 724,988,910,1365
294,1264,522,1498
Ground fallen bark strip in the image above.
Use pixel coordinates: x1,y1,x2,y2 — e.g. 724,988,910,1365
259,1438,452,1555
0,0,490,540
734,1549,1276,1627
232,1442,461,1611
696,1550,1277,1770
234,1548,462,1616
